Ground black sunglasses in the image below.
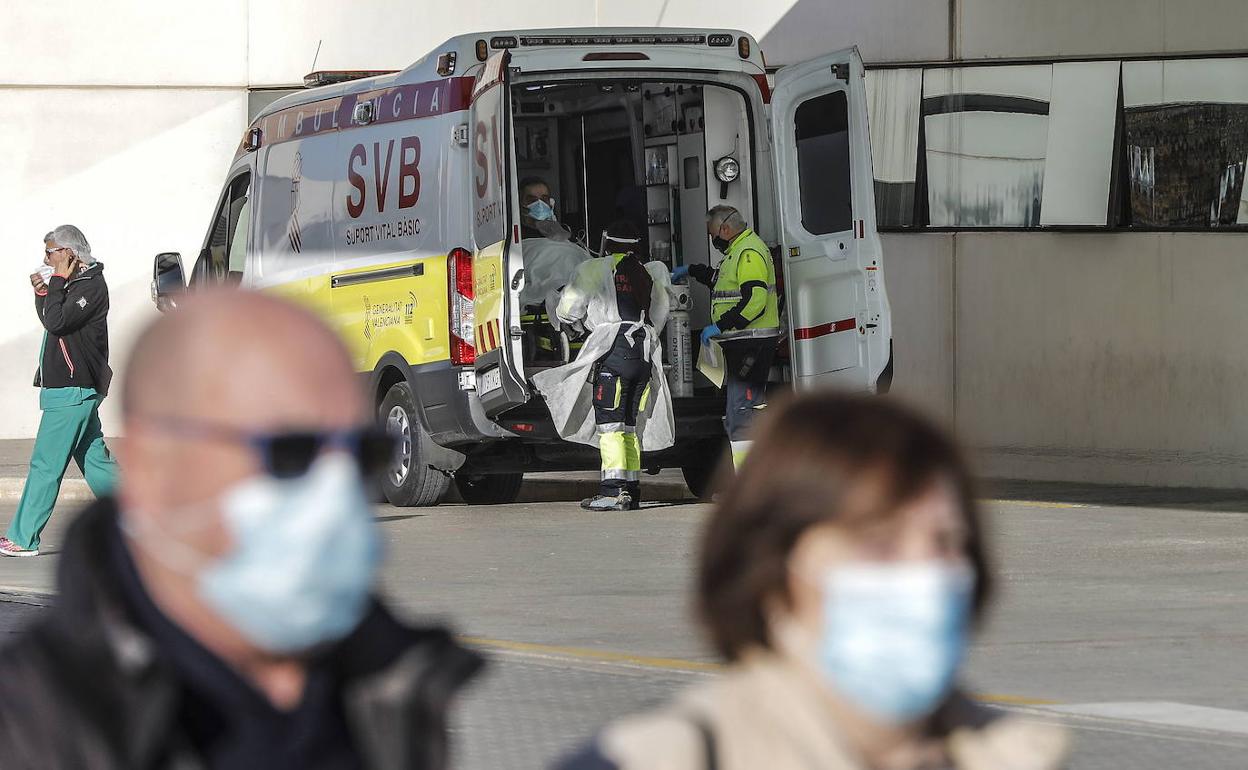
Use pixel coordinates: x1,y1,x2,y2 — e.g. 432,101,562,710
141,417,397,480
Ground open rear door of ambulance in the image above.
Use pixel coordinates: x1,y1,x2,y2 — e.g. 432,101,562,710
470,50,530,417
770,47,891,393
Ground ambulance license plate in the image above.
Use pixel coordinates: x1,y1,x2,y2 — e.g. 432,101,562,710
478,366,502,393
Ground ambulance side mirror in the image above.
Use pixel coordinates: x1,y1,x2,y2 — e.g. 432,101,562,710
151,252,186,313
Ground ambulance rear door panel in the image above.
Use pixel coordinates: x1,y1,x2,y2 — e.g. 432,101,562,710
471,50,530,418
770,47,890,393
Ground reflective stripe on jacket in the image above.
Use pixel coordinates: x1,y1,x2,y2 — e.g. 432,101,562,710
709,230,780,341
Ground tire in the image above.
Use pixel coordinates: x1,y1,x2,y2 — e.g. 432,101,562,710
379,382,451,507
455,471,525,505
682,448,728,501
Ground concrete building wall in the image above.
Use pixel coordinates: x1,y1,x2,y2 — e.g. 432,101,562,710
1,2,250,439
955,232,1248,487
881,234,956,424
959,0,1248,60
881,231,1248,487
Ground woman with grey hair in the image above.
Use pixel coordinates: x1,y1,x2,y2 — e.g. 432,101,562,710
1,225,117,557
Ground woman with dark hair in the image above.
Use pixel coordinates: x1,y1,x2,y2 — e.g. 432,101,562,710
558,392,1068,769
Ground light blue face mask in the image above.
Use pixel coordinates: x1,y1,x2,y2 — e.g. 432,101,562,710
199,453,381,653
818,561,973,723
128,453,381,654
527,199,556,221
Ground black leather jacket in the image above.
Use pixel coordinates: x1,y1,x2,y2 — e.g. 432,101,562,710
0,499,483,770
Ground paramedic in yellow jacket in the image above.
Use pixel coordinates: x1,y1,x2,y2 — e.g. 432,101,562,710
532,220,676,512
673,205,781,468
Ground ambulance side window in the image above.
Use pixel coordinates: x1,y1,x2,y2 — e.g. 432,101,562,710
793,91,852,235
193,173,251,287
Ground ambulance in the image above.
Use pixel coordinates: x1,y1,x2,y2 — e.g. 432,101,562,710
151,28,893,507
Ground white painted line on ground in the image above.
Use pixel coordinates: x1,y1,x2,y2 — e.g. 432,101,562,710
0,478,92,503
1048,701,1248,736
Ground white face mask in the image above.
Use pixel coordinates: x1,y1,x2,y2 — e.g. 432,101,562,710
815,561,974,722
125,453,381,653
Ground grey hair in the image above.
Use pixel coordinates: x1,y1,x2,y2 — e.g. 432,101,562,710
706,205,747,235
45,225,94,264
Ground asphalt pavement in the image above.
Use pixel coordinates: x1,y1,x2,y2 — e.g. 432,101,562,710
2,485,1248,768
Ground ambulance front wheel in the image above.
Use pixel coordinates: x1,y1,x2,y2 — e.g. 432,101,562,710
380,382,452,507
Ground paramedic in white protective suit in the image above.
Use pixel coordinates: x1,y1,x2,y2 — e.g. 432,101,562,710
533,220,676,512
517,177,591,314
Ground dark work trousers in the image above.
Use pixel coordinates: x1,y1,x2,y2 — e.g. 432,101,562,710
593,328,653,499
722,337,778,468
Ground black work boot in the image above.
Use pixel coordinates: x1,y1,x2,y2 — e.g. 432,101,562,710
580,490,635,512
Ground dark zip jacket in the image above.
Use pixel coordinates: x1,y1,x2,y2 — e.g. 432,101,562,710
0,499,484,770
33,261,112,396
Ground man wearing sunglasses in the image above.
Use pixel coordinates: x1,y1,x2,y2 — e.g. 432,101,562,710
0,291,482,769
1,225,117,557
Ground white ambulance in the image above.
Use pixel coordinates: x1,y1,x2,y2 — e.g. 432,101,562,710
152,28,893,507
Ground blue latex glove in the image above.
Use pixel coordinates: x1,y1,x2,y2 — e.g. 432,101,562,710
700,323,721,346
670,265,690,282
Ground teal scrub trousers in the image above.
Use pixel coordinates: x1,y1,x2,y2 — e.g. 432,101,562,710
6,390,117,550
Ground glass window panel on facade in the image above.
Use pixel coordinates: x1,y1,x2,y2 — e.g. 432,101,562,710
1039,61,1120,226
1123,59,1248,228
866,69,922,227
794,90,852,235
922,66,1052,227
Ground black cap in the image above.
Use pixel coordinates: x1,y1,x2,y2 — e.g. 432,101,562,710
604,219,642,253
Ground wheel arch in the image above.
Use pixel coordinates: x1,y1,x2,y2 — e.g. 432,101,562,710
370,351,466,474
371,353,416,415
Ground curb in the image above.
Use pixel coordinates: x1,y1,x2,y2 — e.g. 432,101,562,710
0,477,93,503
0,590,53,606
0,477,694,505
507,477,693,504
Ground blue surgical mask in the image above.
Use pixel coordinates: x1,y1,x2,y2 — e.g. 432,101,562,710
817,561,973,722
127,453,381,653
527,199,556,222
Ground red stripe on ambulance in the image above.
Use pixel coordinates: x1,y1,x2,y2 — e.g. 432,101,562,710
793,317,857,341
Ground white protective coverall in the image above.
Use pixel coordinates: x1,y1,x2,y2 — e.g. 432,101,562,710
531,257,676,451
517,237,591,311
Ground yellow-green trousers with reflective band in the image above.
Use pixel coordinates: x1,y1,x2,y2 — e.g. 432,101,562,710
592,335,652,499
7,392,117,550
599,426,642,495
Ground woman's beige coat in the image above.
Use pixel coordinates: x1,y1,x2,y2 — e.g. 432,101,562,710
595,653,1068,770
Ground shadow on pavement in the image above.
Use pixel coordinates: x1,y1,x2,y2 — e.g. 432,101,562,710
981,478,1248,512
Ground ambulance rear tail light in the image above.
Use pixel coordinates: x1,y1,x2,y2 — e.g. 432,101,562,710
448,247,475,366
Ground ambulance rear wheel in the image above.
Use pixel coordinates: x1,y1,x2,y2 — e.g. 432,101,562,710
455,472,525,505
682,457,721,501
380,382,451,508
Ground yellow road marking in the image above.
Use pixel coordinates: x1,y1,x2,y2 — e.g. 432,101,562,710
976,692,1059,706
462,636,723,672
461,635,1057,705
985,499,1085,509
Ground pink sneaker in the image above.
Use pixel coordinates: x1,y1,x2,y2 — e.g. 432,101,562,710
0,537,38,557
